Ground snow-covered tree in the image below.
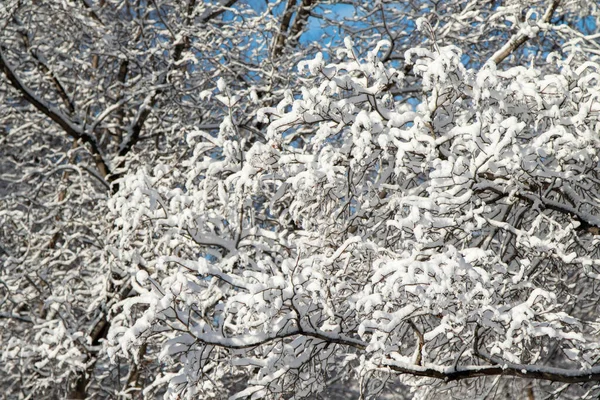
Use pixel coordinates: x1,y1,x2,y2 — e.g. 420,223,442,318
2,0,600,399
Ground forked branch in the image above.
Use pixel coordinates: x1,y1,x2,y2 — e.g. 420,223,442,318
489,0,561,65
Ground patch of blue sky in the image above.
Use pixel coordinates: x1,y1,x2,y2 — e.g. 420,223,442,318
300,4,356,45
246,0,268,13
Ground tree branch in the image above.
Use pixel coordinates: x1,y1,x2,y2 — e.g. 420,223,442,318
474,176,600,235
272,0,297,59
0,312,33,323
489,0,561,65
0,47,112,179
117,0,219,159
382,360,600,384
288,0,315,45
273,0,315,59
14,22,77,114
198,0,240,23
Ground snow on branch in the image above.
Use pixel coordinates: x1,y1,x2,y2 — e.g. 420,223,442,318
105,35,600,399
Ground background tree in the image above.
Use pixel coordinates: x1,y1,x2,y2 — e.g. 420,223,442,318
1,0,600,399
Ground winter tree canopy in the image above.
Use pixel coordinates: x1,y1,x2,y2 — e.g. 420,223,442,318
1,0,600,399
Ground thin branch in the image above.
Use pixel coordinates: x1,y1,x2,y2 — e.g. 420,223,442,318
198,0,240,23
381,360,600,384
474,177,600,234
117,0,216,159
0,312,33,323
191,326,367,351
407,319,423,366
